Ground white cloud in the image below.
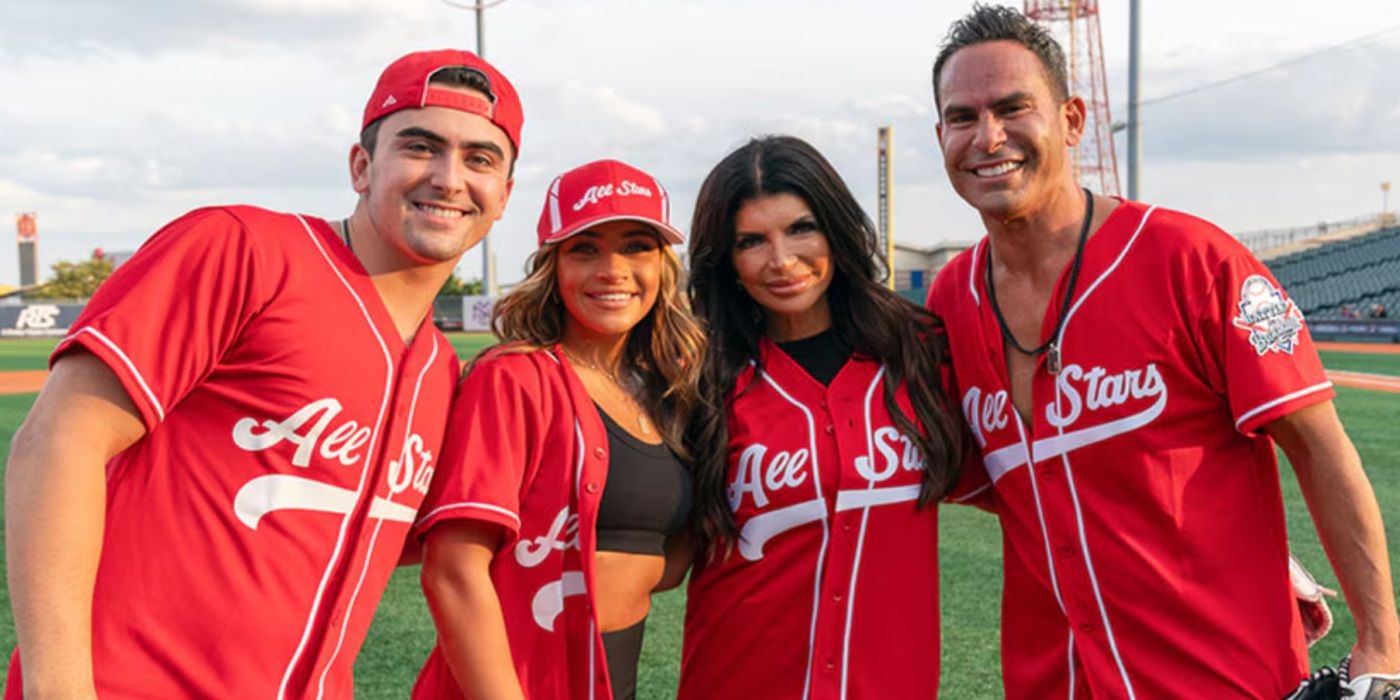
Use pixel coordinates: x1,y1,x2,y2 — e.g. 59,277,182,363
1,0,1397,287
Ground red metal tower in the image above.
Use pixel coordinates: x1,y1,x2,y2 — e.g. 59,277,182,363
1024,0,1121,196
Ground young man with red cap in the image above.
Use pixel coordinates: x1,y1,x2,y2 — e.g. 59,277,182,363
4,49,522,699
410,159,700,700
927,5,1399,698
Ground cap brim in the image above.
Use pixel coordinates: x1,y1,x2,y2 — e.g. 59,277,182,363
542,213,685,246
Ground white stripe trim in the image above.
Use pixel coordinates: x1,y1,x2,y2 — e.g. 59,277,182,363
968,239,984,305
758,367,829,700
415,501,522,529
1061,453,1137,698
1067,630,1077,700
949,480,993,504
1015,414,1070,619
548,177,563,234
317,335,443,696
278,215,395,700
64,327,166,422
1234,381,1334,432
839,366,886,700
1051,207,1154,699
1058,206,1156,340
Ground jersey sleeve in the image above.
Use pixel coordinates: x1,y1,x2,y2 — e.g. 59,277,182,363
414,355,543,543
51,207,269,431
1194,251,1334,436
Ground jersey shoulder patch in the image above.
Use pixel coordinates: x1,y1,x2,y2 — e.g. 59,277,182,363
1231,274,1305,355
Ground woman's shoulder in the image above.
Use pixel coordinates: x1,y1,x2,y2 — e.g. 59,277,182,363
462,342,563,392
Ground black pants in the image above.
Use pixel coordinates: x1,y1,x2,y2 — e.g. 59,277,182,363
602,617,645,700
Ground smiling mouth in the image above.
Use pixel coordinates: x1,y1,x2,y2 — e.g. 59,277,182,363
587,291,638,305
766,277,811,296
414,202,468,219
972,161,1023,178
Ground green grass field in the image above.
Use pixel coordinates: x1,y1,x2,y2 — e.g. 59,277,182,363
0,336,1397,697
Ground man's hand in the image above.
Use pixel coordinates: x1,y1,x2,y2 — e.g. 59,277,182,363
1268,401,1400,679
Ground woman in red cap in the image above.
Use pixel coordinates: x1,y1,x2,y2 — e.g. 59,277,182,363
410,159,703,700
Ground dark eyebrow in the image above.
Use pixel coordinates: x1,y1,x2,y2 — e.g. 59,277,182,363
393,126,505,159
941,91,1035,118
787,215,817,233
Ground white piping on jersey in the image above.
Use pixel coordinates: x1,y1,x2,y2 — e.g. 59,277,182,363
756,366,831,700
839,366,887,700
415,501,521,529
1012,414,1070,621
1046,207,1156,700
950,480,993,504
1067,630,1077,700
317,335,442,697
968,239,984,305
63,327,166,422
588,616,598,700
1057,206,1156,335
1234,381,1333,432
982,389,1168,482
278,215,395,700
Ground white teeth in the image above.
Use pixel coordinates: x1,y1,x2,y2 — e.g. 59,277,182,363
974,162,1021,177
593,293,631,302
419,204,464,218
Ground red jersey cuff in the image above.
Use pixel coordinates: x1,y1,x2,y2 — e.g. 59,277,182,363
1234,382,1335,436
52,327,165,431
414,501,522,543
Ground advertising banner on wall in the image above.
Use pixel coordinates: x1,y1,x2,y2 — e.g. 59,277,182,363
0,303,83,337
461,295,496,332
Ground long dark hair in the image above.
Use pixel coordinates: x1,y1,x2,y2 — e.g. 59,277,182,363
687,135,966,555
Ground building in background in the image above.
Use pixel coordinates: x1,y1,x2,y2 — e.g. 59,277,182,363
16,212,38,287
892,240,974,302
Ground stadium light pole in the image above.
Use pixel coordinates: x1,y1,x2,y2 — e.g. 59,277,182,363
1383,181,1391,216
442,0,512,296
1126,0,1142,200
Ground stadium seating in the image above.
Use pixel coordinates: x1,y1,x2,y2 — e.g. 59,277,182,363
1266,226,1400,317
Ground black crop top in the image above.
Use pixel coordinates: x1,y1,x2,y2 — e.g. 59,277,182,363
595,406,691,556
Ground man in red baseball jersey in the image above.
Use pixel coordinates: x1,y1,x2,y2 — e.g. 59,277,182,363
4,49,521,699
927,5,1400,698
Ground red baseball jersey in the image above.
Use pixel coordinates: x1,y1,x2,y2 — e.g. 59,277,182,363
928,200,1332,698
680,342,941,699
4,206,457,700
411,347,613,700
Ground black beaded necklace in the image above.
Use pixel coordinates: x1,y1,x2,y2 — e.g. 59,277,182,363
983,188,1093,375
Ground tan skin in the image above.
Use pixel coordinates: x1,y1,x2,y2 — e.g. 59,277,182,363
6,93,511,699
938,39,1399,676
732,193,836,342
422,221,679,699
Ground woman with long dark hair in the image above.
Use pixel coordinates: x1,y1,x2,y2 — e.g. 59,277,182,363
679,135,966,698
411,159,703,700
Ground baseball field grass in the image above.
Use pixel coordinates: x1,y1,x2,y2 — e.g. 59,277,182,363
0,335,1397,697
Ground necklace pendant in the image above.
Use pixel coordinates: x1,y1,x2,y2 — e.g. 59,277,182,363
1047,344,1062,375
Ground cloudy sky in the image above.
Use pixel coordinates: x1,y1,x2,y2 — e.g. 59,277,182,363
1,0,1397,288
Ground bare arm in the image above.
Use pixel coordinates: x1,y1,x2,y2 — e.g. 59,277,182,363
6,352,145,698
1267,401,1400,675
421,521,524,700
655,532,693,592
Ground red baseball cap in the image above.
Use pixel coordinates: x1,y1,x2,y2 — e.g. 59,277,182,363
536,159,685,247
362,49,523,156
